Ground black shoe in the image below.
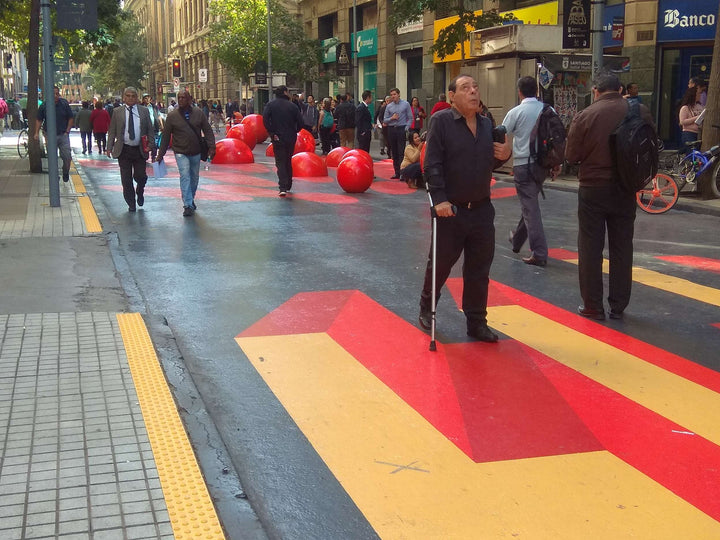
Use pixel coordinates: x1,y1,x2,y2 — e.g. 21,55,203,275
136,191,144,207
82,150,86,155
128,206,136,212
522,256,547,267
509,230,520,253
183,206,194,217
192,201,197,210
62,173,70,183
609,310,623,320
419,308,432,330
467,325,499,343
578,306,605,320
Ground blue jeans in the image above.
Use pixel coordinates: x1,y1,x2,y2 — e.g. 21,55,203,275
175,153,201,208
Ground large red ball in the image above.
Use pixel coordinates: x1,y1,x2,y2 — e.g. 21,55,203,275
420,143,427,171
265,144,274,157
341,149,374,169
243,114,268,143
326,146,350,167
291,152,328,177
337,156,374,193
212,138,255,164
294,129,316,154
227,123,256,150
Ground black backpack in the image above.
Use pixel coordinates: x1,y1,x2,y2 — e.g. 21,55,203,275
529,103,567,169
610,100,659,193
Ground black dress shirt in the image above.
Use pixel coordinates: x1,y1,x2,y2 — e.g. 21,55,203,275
424,107,501,205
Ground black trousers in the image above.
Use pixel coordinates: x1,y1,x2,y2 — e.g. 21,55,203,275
577,185,636,313
421,199,495,329
357,129,371,152
272,136,296,192
387,126,406,175
118,145,147,209
80,131,92,152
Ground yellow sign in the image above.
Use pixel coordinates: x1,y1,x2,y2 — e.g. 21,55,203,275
433,1,559,63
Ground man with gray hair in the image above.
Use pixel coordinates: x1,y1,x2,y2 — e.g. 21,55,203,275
107,86,156,212
566,72,654,320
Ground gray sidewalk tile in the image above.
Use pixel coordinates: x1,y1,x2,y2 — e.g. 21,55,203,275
0,312,174,539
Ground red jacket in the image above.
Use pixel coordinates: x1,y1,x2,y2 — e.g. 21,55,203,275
89,108,111,133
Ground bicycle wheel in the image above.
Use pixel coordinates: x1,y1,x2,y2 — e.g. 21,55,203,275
710,160,720,199
636,173,679,214
674,154,697,191
17,129,28,158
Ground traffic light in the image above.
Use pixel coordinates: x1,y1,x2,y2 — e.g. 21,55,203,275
172,59,181,78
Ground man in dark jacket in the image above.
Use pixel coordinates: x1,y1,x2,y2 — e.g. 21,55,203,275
156,90,216,216
262,85,304,197
355,90,373,152
334,94,356,148
566,72,654,320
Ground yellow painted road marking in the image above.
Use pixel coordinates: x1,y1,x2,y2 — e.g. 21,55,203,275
563,257,720,307
78,196,102,233
118,313,225,540
489,305,720,445
71,172,86,193
237,333,720,539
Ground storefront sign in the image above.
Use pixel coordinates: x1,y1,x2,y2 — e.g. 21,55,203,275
336,42,352,76
397,18,423,35
657,0,718,42
601,3,624,47
322,38,339,64
562,0,591,49
351,28,378,58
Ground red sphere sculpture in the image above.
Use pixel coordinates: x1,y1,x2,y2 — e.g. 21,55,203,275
326,146,350,167
227,123,257,150
291,152,328,177
243,114,268,143
336,156,374,193
212,138,255,164
341,149,374,169
420,142,427,171
265,144,274,157
294,129,316,154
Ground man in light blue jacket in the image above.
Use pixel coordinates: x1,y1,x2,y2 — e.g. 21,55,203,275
502,76,549,267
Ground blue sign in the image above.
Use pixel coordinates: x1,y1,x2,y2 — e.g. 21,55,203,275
657,0,718,42
602,3,624,48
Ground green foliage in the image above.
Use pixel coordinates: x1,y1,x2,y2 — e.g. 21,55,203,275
87,15,148,95
208,0,323,84
389,0,514,60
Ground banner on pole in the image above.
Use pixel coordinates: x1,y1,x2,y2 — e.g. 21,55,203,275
57,0,98,31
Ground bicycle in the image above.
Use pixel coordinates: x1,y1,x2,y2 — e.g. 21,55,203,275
17,127,28,158
675,138,720,198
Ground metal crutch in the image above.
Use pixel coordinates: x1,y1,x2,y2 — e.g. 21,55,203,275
425,186,438,352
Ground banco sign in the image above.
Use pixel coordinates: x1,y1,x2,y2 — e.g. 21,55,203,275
663,9,715,29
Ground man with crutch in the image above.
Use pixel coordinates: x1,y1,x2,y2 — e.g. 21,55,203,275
418,74,511,344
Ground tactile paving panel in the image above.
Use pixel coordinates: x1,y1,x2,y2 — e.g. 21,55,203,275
117,313,226,540
78,196,102,233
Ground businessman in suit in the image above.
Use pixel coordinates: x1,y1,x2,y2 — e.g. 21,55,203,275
355,90,373,152
107,86,156,212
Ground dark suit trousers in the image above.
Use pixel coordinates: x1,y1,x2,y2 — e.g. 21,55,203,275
387,126,406,175
272,136,296,191
118,145,147,208
357,129,371,152
421,200,495,329
577,185,637,313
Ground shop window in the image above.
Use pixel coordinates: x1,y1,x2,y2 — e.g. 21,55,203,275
318,13,335,40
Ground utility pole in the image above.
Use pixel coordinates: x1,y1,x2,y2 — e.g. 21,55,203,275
267,0,273,98
591,0,605,81
41,0,60,207
700,2,720,151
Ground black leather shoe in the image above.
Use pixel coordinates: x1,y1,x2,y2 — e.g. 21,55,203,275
578,306,605,320
136,191,144,207
609,310,623,320
419,308,432,330
467,325,499,343
183,206,195,217
128,206,136,212
522,256,547,267
509,230,520,253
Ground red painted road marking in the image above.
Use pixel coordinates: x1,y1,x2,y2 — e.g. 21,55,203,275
656,255,720,274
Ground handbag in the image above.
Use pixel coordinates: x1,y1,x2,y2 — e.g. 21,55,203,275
183,111,209,161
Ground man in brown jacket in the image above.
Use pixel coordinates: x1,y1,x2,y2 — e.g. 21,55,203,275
566,72,653,321
156,90,215,216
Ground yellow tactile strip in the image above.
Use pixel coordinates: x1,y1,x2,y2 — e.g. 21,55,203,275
78,197,102,233
117,313,226,540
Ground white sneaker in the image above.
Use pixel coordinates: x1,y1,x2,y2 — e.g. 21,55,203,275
279,191,287,197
